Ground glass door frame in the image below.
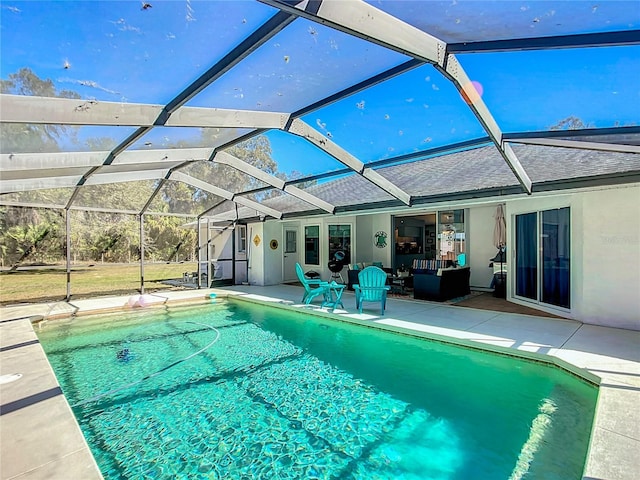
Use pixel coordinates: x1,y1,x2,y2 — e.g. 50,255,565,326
513,206,571,312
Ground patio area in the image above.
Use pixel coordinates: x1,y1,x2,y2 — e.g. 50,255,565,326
1,285,638,479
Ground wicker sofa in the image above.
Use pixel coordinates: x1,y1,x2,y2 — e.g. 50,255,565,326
411,259,470,302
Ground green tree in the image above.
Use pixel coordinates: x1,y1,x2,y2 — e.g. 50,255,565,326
0,69,305,267
70,211,139,263
1,67,81,153
144,215,197,262
0,208,63,268
549,116,593,130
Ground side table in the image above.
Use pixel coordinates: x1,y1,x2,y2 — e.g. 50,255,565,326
321,281,346,310
390,275,409,295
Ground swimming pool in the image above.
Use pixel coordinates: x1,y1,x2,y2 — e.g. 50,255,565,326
37,299,597,479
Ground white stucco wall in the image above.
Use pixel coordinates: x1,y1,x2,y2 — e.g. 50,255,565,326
508,184,640,330
578,184,640,330
467,205,501,290
247,214,394,286
355,215,373,261
356,213,392,267
246,223,264,285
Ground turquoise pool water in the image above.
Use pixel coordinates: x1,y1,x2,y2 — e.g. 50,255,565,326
37,300,598,479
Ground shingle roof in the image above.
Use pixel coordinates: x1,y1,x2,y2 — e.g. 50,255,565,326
261,143,640,216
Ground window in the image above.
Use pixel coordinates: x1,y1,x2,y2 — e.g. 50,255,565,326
515,207,570,309
305,225,320,265
328,224,351,263
237,225,246,253
438,209,465,261
285,229,297,254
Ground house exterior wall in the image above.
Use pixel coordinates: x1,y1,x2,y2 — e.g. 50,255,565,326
291,215,357,280
227,182,640,330
467,205,500,290
356,213,392,267
577,184,639,330
507,183,640,330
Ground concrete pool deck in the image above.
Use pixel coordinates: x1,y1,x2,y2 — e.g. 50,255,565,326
1,285,638,479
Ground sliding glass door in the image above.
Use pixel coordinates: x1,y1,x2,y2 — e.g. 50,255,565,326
515,208,570,309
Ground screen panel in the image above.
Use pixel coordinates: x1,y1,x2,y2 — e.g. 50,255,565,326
186,17,410,112
0,124,138,154
459,46,640,133
0,0,279,104
145,179,225,216
304,64,485,163
73,180,158,211
366,0,639,43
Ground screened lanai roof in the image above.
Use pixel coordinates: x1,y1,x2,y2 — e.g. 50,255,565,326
1,0,639,221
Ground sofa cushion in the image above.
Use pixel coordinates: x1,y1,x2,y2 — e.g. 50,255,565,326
436,266,459,276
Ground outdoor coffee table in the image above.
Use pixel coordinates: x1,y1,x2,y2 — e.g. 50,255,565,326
321,281,346,310
390,275,410,295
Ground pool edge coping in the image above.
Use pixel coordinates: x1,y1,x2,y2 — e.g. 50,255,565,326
5,288,636,480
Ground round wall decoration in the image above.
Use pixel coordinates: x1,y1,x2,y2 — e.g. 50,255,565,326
374,231,388,248
270,239,279,250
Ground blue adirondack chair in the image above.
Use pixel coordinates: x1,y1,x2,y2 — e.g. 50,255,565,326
354,266,390,315
296,263,329,304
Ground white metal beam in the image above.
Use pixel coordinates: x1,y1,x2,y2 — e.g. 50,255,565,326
260,0,445,64
442,55,532,193
114,147,213,164
167,106,290,129
233,196,282,220
287,119,411,205
508,137,640,154
265,0,532,194
362,168,412,205
0,94,163,126
84,170,168,186
283,184,335,213
1,166,92,181
171,171,233,200
99,163,185,175
170,171,283,219
287,118,364,172
1,176,82,194
0,94,291,129
0,151,109,171
214,151,287,189
0,199,197,217
214,150,335,213
0,200,68,210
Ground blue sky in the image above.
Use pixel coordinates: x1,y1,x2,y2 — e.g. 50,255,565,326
1,0,639,177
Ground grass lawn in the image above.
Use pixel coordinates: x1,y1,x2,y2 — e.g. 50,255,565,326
0,262,198,305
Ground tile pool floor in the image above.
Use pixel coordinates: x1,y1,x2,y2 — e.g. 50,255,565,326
1,284,638,479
